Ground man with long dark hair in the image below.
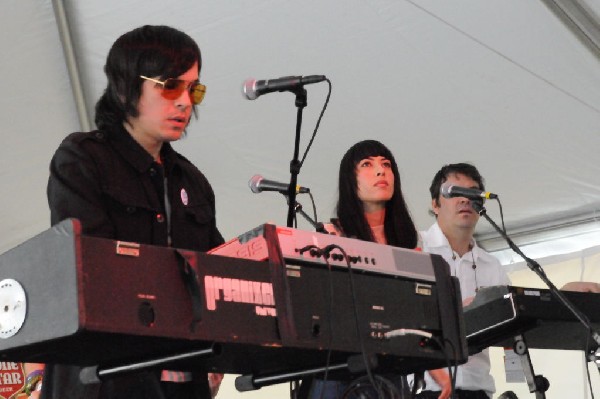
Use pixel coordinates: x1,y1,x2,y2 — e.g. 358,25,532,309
33,25,224,399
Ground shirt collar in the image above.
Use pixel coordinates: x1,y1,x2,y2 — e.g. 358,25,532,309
108,125,178,173
422,222,482,261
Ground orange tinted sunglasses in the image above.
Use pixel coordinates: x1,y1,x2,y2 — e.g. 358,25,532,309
140,75,206,105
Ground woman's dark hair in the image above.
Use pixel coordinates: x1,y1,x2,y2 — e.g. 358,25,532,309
95,25,202,130
336,140,417,249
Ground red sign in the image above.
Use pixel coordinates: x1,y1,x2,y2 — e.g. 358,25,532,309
0,363,25,399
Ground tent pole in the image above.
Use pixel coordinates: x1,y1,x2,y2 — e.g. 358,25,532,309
52,0,92,131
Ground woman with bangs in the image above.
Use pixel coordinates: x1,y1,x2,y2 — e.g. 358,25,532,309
332,139,418,248
308,139,418,399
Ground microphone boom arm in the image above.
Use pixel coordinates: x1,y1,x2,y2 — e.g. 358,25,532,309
471,201,600,349
290,199,326,233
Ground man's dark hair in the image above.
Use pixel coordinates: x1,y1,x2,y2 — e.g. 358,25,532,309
95,25,202,131
429,163,485,207
336,140,417,249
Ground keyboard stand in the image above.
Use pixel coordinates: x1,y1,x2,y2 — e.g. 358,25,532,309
79,345,218,384
513,334,549,399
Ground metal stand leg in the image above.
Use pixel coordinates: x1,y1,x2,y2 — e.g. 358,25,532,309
513,335,549,399
235,362,349,392
79,346,217,384
587,348,600,377
235,353,379,392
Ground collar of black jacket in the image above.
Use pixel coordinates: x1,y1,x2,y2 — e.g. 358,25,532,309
103,125,179,174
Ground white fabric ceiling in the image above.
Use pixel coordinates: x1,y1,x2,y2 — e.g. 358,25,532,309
3,0,600,258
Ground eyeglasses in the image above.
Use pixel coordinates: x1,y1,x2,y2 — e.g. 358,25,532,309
140,75,206,105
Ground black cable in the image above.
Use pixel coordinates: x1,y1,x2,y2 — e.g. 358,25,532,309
297,244,321,256
280,78,330,231
300,79,332,167
295,245,336,399
584,332,596,399
308,192,319,228
342,374,404,399
427,336,455,399
443,338,458,397
316,254,336,399
292,244,324,399
279,79,330,231
321,243,382,398
495,197,507,233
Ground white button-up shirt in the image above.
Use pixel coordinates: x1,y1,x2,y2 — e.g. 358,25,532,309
419,222,510,397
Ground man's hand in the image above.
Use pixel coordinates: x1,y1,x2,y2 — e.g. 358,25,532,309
561,281,600,293
428,368,452,399
208,373,224,398
462,296,475,307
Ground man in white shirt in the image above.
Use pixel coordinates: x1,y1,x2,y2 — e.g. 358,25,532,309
417,163,510,399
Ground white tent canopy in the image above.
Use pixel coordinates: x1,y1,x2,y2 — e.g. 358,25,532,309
3,1,600,398
4,0,600,256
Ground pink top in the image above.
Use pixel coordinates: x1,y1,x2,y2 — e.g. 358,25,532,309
365,209,386,244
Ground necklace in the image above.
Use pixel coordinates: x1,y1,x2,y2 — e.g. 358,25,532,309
471,247,479,292
451,243,478,292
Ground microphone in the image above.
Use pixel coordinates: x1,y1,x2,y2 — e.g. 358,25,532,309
441,183,498,200
242,75,326,100
248,175,310,194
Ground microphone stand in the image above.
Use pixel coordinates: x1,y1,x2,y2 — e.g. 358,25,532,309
472,201,600,397
471,201,600,347
286,88,307,228
284,195,326,233
294,201,326,234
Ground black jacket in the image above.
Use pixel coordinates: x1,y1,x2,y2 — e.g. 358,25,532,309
47,127,223,251
44,126,224,399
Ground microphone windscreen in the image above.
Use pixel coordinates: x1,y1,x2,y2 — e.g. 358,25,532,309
440,183,452,198
242,79,258,100
248,174,263,193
